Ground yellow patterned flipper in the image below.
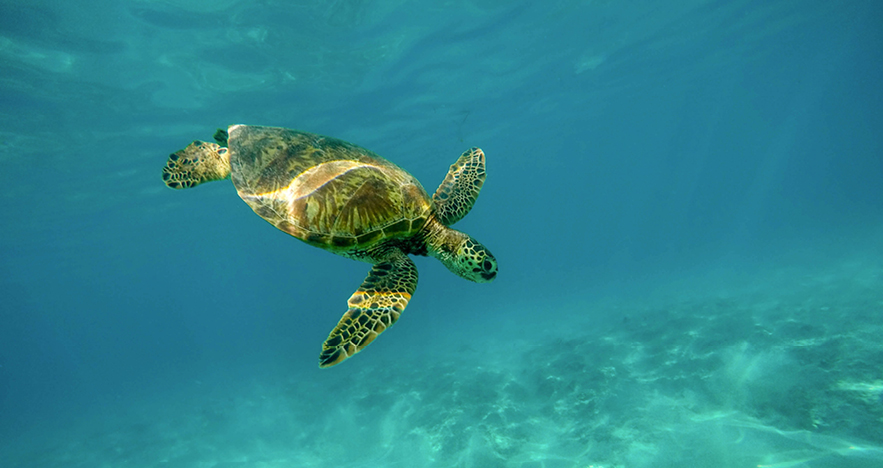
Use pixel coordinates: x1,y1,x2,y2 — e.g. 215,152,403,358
319,250,418,368
432,147,486,226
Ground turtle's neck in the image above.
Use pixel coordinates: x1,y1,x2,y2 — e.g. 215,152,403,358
421,216,467,263
419,214,497,282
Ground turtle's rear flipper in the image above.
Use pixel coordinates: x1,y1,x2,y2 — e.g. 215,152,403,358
319,250,418,368
162,140,231,189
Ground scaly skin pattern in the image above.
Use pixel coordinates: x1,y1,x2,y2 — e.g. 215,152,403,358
432,147,486,226
162,141,231,189
319,249,418,367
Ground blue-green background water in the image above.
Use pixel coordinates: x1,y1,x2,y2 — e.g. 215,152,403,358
2,1,883,466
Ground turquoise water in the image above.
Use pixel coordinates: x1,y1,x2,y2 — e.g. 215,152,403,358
2,1,883,466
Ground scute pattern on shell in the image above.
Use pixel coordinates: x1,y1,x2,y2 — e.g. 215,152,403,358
228,125,432,251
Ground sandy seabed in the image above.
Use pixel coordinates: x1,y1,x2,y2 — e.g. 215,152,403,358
3,255,883,468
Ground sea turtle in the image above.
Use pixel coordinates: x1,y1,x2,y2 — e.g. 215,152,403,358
162,125,497,368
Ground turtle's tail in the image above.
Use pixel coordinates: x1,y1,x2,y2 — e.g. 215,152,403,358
162,140,231,189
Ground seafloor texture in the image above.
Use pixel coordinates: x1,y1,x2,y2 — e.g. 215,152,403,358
4,255,881,468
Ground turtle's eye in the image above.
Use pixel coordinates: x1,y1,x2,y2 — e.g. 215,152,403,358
478,251,497,282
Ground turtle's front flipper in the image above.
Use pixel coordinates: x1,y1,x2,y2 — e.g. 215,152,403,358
319,250,418,368
213,128,229,146
432,147,486,226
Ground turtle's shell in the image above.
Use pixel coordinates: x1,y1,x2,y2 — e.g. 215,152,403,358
228,125,432,252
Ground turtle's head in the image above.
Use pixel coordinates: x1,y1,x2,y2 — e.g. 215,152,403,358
162,140,231,189
427,223,497,283
454,236,498,283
